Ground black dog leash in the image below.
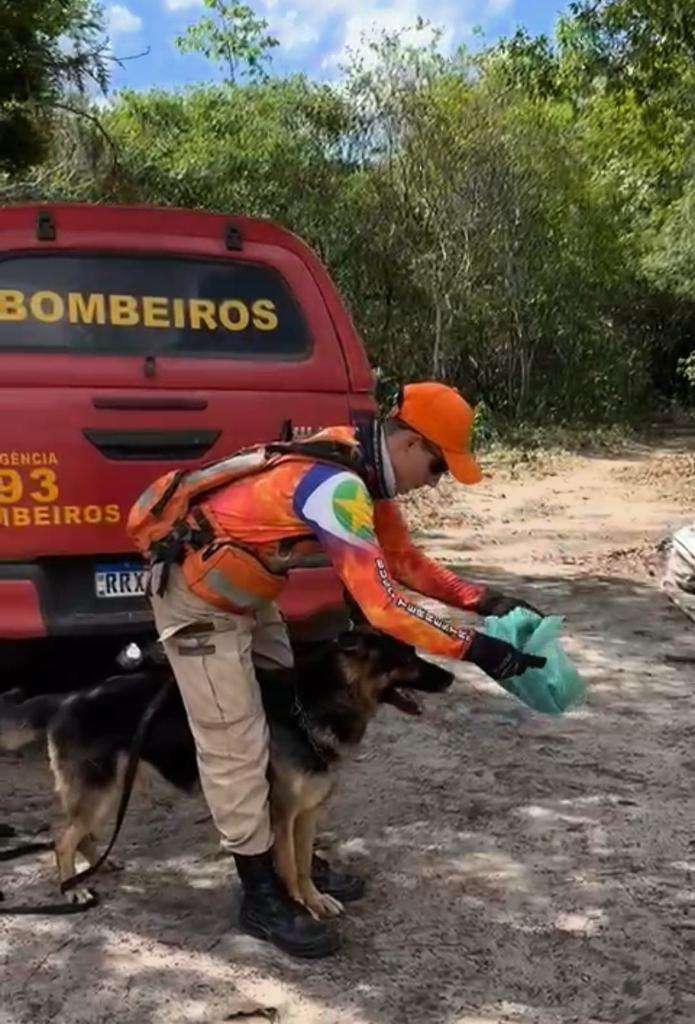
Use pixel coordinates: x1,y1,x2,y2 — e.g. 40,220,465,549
0,829,98,914
0,888,99,915
0,838,54,862
0,680,171,914
60,679,171,894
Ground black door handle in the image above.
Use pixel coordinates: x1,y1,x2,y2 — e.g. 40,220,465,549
83,429,220,461
92,397,208,411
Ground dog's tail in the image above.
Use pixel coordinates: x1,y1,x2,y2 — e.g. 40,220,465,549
0,692,61,750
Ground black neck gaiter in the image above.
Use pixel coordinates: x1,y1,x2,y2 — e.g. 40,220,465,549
354,414,396,500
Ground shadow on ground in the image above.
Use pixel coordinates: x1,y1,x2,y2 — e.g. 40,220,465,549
2,567,694,1024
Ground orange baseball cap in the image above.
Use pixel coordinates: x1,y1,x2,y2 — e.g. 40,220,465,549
394,381,483,485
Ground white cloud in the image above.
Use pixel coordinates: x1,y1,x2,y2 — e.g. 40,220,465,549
485,0,514,15
164,0,204,9
310,0,462,72
158,0,490,69
106,4,142,35
271,8,320,51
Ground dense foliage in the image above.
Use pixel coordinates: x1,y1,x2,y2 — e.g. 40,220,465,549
2,1,693,423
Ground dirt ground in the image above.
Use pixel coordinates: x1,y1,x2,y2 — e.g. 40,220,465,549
2,431,695,1024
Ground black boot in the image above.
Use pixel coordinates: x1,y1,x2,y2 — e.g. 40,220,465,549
233,850,340,959
311,854,366,903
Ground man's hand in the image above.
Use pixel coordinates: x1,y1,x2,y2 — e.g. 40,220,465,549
466,631,546,681
476,588,542,618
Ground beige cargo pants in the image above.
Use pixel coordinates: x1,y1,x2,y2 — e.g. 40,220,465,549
150,563,293,855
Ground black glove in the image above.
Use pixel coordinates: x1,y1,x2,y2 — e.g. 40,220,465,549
467,631,546,682
476,588,543,618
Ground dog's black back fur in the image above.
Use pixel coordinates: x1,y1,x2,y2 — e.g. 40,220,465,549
2,632,455,797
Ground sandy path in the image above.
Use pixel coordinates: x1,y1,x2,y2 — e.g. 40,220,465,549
2,432,694,1024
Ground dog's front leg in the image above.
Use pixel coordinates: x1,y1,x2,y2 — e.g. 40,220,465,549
294,809,343,919
54,823,97,904
272,811,304,906
77,834,124,874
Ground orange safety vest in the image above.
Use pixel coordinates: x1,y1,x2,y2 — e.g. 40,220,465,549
127,426,364,612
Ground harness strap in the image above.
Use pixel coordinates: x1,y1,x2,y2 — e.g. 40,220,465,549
150,469,186,517
149,509,216,597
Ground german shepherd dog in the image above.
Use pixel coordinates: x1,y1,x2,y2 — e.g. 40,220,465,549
0,630,454,918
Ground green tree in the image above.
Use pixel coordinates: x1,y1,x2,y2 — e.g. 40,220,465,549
560,0,695,99
4,15,688,423
340,28,637,420
176,0,278,83
0,0,108,174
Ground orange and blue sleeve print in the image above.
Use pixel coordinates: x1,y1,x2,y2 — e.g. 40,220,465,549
293,465,474,659
374,500,485,611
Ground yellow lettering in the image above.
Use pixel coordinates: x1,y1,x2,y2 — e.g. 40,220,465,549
0,501,122,527
219,300,250,332
188,299,217,331
142,296,170,329
109,294,139,326
252,299,278,332
83,505,102,524
29,468,58,504
29,290,64,323
172,298,185,329
0,470,22,505
0,290,27,322
68,292,106,325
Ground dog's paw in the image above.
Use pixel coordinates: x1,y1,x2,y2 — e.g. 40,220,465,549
300,884,344,920
70,887,99,907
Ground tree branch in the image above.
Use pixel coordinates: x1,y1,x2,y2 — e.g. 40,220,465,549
50,102,120,173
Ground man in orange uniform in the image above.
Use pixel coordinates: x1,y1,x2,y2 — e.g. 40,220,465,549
146,382,544,958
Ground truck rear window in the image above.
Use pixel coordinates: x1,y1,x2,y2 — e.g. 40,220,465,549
0,255,309,359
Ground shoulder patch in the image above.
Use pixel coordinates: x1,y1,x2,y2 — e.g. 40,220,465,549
332,478,375,541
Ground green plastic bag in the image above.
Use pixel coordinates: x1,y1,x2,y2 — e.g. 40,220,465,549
481,608,586,715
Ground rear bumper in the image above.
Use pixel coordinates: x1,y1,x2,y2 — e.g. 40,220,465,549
0,561,347,641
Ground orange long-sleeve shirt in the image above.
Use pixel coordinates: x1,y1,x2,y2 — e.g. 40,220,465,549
205,456,482,659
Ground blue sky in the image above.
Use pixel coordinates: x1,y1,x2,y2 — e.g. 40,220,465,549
103,0,568,92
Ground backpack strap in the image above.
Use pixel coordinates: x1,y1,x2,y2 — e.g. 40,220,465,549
147,508,216,597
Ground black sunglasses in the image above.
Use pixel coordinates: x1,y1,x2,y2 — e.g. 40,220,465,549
420,437,447,477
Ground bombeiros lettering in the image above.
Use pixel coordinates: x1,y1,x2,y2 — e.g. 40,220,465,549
0,290,279,333
0,451,121,530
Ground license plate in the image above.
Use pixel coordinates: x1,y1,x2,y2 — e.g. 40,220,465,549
95,562,147,599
